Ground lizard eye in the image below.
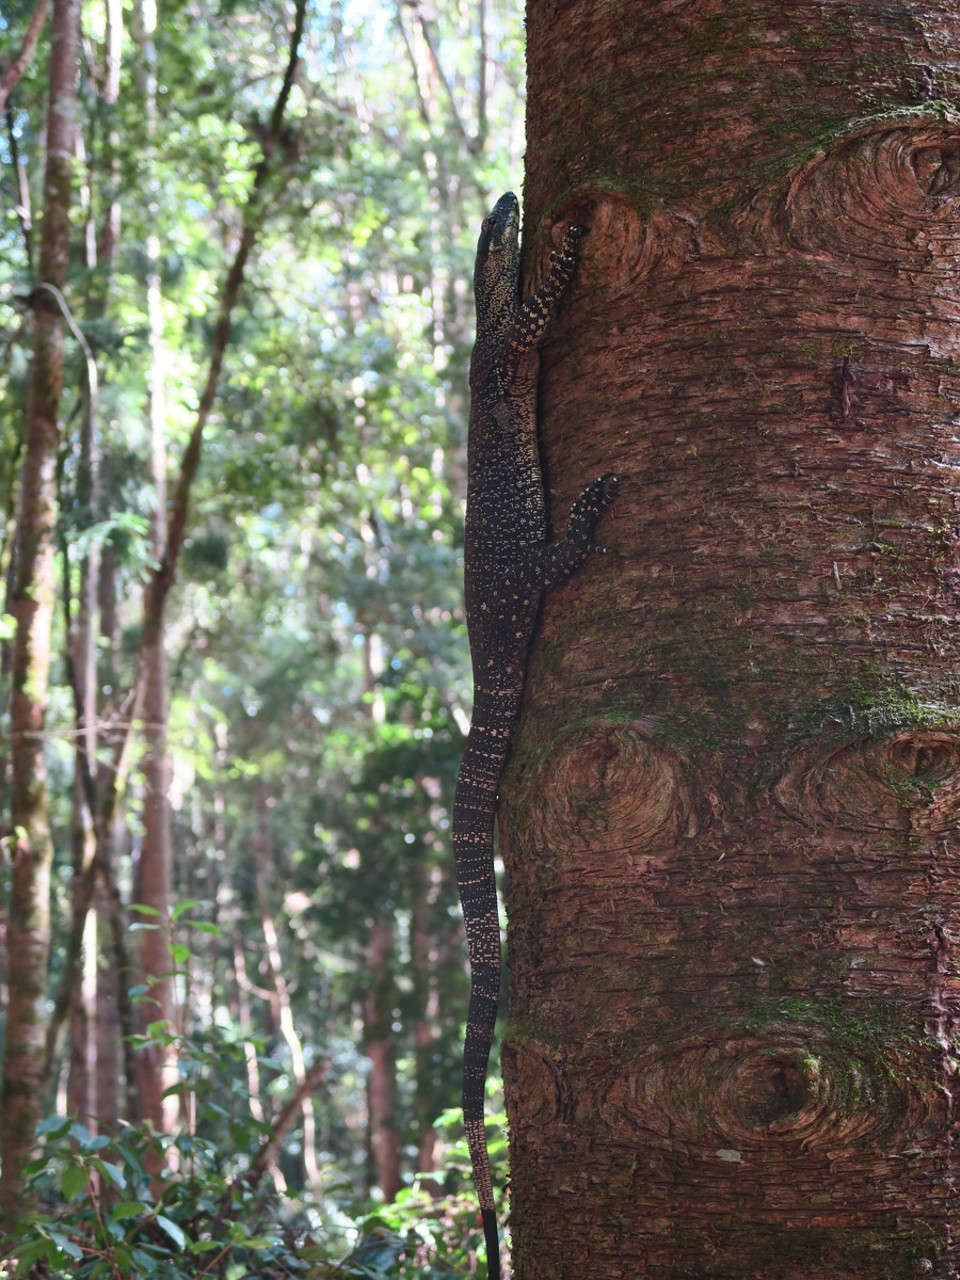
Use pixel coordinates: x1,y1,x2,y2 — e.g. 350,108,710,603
481,217,494,232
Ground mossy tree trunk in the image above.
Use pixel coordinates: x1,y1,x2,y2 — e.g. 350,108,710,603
0,0,80,1230
504,3,960,1276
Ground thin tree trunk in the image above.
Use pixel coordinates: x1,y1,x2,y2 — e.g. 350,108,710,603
363,917,402,1202
47,0,123,1094
252,790,322,1190
135,631,178,1136
95,861,122,1133
412,854,442,1188
0,0,80,1229
129,0,306,1131
128,0,177,1141
63,0,122,1117
65,771,95,1122
505,4,960,1276
232,926,286,1192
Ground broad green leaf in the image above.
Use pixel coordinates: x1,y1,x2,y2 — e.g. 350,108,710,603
155,1215,187,1250
47,1229,83,1260
111,1200,148,1221
93,1157,127,1188
183,920,221,936
60,1162,88,1201
36,1115,71,1137
14,1240,51,1276
171,898,202,920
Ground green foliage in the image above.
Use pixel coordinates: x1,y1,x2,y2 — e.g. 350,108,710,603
5,1097,507,1279
13,1115,313,1279
1,0,526,1263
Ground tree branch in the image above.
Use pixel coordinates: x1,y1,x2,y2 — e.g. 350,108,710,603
148,0,308,621
0,0,51,116
243,1058,329,1189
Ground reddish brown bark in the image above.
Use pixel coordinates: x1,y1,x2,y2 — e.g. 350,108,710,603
505,3,960,1276
364,917,402,1202
412,855,442,1186
0,0,80,1229
62,0,122,1122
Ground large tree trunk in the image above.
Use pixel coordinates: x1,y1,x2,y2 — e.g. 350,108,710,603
0,0,80,1229
506,3,960,1276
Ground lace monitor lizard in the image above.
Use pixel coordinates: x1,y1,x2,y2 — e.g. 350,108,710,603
453,191,621,1277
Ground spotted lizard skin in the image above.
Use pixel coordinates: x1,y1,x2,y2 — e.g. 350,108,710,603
453,191,621,1277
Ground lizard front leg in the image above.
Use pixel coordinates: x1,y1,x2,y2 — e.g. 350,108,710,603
503,473,623,595
504,222,587,374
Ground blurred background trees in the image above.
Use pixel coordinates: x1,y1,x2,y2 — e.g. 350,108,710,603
0,0,521,1271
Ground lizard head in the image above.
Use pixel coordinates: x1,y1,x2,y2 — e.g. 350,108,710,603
474,191,521,336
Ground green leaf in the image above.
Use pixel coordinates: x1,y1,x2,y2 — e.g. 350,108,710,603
183,920,221,936
47,1229,84,1260
156,1215,187,1250
129,903,164,916
14,1240,51,1276
114,1142,146,1175
171,942,191,964
93,1158,127,1188
146,1019,175,1040
171,898,202,921
60,1162,88,1201
111,1200,148,1221
36,1115,71,1137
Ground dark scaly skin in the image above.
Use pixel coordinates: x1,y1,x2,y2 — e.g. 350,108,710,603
453,192,621,1277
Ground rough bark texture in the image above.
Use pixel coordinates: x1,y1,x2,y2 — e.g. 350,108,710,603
0,0,79,1229
505,3,960,1277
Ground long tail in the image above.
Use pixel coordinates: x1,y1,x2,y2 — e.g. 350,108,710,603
453,686,521,1279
